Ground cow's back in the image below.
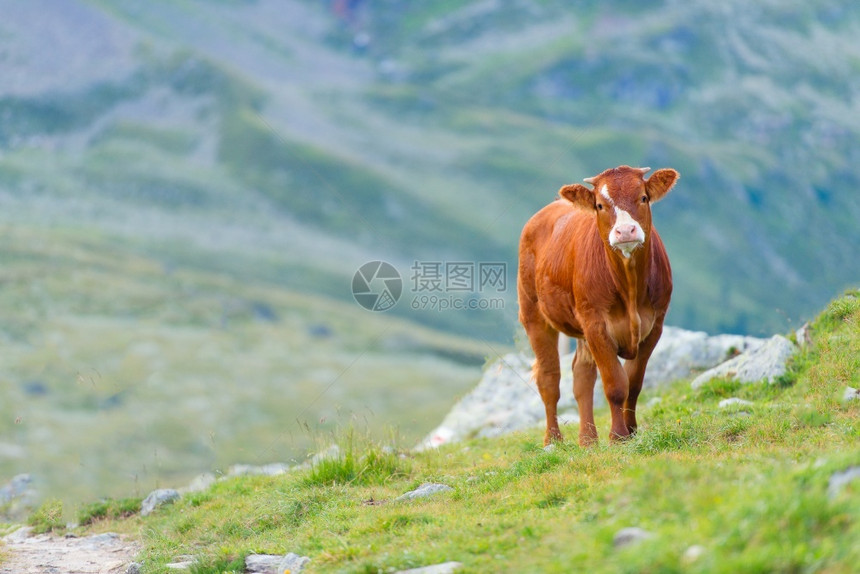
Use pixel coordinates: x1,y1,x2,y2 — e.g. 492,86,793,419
518,200,600,336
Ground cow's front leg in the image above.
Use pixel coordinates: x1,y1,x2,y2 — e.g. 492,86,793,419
584,325,630,442
623,321,664,434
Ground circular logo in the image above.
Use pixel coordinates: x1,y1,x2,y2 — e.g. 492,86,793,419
352,261,402,312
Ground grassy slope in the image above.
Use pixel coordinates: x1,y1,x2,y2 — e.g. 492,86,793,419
0,226,488,507
43,289,859,573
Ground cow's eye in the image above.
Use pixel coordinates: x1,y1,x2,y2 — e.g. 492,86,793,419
596,203,604,211
641,195,648,203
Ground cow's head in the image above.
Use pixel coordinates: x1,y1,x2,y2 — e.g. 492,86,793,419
559,165,678,258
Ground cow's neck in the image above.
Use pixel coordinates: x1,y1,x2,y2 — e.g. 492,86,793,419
606,240,650,347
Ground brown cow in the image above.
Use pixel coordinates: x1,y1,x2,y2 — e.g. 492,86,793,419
517,165,678,446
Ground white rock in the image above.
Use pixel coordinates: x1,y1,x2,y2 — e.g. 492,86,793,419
543,444,557,453
278,553,311,573
396,483,453,501
828,466,860,499
682,544,707,563
245,554,281,573
691,335,797,388
395,562,463,574
419,327,765,449
613,527,655,548
842,387,860,403
246,552,310,573
795,322,812,348
141,489,180,516
718,397,753,408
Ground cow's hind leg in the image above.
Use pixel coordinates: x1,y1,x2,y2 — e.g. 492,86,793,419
524,321,562,445
573,340,599,446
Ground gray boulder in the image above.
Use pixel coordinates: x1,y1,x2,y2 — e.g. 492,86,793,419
613,527,654,548
828,466,860,499
396,562,463,574
420,327,765,448
396,483,453,501
141,489,180,516
0,474,37,519
691,335,797,389
246,552,310,573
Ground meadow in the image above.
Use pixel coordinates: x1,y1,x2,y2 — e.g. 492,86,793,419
18,289,857,573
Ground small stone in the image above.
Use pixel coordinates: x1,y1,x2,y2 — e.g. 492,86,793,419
612,527,655,548
141,489,180,516
278,552,311,573
828,466,860,499
842,387,860,403
395,562,463,574
396,483,454,501
246,553,310,573
795,323,812,348
165,561,194,570
718,397,753,408
543,443,556,453
245,554,281,573
126,563,142,574
682,544,706,563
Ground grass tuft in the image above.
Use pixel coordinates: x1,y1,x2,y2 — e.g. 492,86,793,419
27,499,65,534
304,428,411,487
77,497,141,526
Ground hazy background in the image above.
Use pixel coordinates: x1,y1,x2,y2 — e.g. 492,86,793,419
1,0,858,508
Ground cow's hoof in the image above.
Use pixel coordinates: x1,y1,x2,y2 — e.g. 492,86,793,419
578,435,598,448
544,430,563,446
608,431,633,442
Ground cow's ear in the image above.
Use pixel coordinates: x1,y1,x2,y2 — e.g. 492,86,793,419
559,183,594,210
645,169,679,203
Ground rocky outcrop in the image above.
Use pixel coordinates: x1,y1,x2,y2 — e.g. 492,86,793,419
140,489,180,516
0,474,36,519
691,335,797,388
420,327,765,448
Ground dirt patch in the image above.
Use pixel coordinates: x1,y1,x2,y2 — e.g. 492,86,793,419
1,528,139,574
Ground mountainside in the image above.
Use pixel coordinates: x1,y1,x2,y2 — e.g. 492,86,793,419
2,0,859,336
1,0,859,506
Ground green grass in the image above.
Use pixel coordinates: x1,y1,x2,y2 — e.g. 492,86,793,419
27,499,65,535
56,289,860,573
78,497,142,526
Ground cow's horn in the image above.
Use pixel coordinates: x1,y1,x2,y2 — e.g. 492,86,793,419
636,167,651,174
583,176,596,184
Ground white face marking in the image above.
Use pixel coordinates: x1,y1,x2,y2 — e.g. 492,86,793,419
609,207,645,258
600,184,614,206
